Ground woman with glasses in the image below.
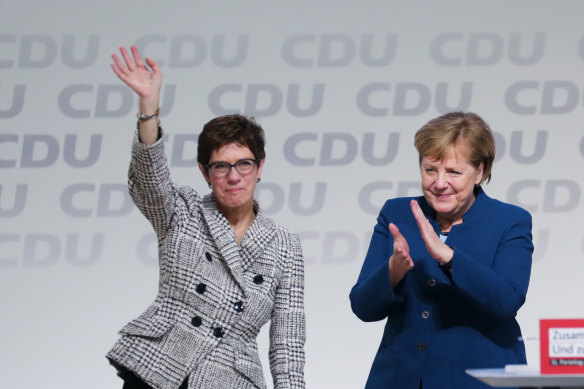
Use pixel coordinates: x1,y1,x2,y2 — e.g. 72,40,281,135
106,46,305,389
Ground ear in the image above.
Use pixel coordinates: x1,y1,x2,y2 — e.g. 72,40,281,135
475,162,484,185
256,158,265,180
199,163,211,185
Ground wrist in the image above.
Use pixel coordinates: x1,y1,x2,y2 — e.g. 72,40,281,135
139,96,160,115
439,245,454,272
137,107,160,121
442,244,454,263
440,258,453,271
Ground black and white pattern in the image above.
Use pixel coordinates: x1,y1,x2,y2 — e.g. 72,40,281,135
107,132,306,389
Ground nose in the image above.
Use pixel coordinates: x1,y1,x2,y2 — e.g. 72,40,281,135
435,172,448,188
226,165,242,181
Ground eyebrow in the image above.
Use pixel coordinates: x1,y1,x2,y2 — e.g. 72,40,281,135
208,158,255,164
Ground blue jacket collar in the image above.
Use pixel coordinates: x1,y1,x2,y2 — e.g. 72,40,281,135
419,185,488,229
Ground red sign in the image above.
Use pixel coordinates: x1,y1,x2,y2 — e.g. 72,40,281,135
540,319,584,374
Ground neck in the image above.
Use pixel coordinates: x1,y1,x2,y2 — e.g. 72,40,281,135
218,202,256,243
437,218,461,233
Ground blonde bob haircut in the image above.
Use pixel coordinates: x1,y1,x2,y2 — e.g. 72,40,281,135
414,111,495,184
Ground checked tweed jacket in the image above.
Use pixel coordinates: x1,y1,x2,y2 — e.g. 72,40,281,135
107,134,306,389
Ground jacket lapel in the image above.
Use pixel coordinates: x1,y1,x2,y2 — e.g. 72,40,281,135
201,195,274,295
239,209,276,273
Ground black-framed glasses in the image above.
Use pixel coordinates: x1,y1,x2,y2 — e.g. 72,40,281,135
206,159,258,177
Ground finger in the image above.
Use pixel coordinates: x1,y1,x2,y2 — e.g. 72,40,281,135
410,199,422,216
388,223,401,239
410,200,427,226
111,54,129,77
410,200,433,238
393,241,404,256
130,45,145,68
394,241,412,263
146,57,162,82
406,257,414,269
393,248,414,270
145,57,159,71
119,46,136,70
110,63,125,81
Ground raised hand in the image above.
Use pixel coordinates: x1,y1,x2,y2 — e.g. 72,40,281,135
111,45,162,144
388,222,414,287
410,199,453,265
111,45,162,101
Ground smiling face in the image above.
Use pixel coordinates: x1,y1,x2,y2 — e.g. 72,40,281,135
199,142,264,214
420,146,484,226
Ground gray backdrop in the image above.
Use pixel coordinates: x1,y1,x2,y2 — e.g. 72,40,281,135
2,1,584,388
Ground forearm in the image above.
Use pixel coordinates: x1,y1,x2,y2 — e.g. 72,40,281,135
350,259,401,322
128,134,175,235
451,247,531,318
270,239,306,388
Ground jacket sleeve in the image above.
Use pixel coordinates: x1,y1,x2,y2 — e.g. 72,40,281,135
448,206,533,319
349,200,405,322
128,131,176,238
269,233,306,389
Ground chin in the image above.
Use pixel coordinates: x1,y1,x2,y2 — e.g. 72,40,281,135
227,195,251,208
432,203,456,214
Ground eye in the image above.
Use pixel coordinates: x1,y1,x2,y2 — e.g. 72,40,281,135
237,160,254,169
236,159,256,173
211,162,230,173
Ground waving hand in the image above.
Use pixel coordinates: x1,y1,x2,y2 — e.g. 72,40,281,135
111,45,162,144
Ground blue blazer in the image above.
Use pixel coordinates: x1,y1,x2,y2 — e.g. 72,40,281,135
350,187,533,389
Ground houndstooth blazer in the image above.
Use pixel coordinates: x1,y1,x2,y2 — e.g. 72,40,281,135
107,133,306,389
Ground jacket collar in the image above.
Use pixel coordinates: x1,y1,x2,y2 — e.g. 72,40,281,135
201,194,275,294
419,185,488,231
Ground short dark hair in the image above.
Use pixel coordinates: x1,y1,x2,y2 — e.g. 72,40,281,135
414,111,495,184
197,114,266,167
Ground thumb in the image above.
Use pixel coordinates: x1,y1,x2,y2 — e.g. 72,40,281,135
388,223,401,240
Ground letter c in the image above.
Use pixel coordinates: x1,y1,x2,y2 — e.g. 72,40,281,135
358,182,393,215
505,81,538,115
58,84,92,118
0,134,18,167
208,84,242,115
134,35,166,66
507,179,540,213
281,34,315,68
356,83,390,116
429,33,464,66
60,183,95,217
283,133,317,166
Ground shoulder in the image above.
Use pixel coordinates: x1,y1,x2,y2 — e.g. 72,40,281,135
479,192,532,222
470,191,533,238
261,214,301,246
379,196,418,217
174,185,204,216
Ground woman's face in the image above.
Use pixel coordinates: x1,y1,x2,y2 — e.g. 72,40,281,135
420,147,483,224
199,142,264,213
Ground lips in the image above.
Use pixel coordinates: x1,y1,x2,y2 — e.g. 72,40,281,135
433,192,452,200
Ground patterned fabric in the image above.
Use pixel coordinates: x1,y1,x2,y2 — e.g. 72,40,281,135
107,133,305,389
